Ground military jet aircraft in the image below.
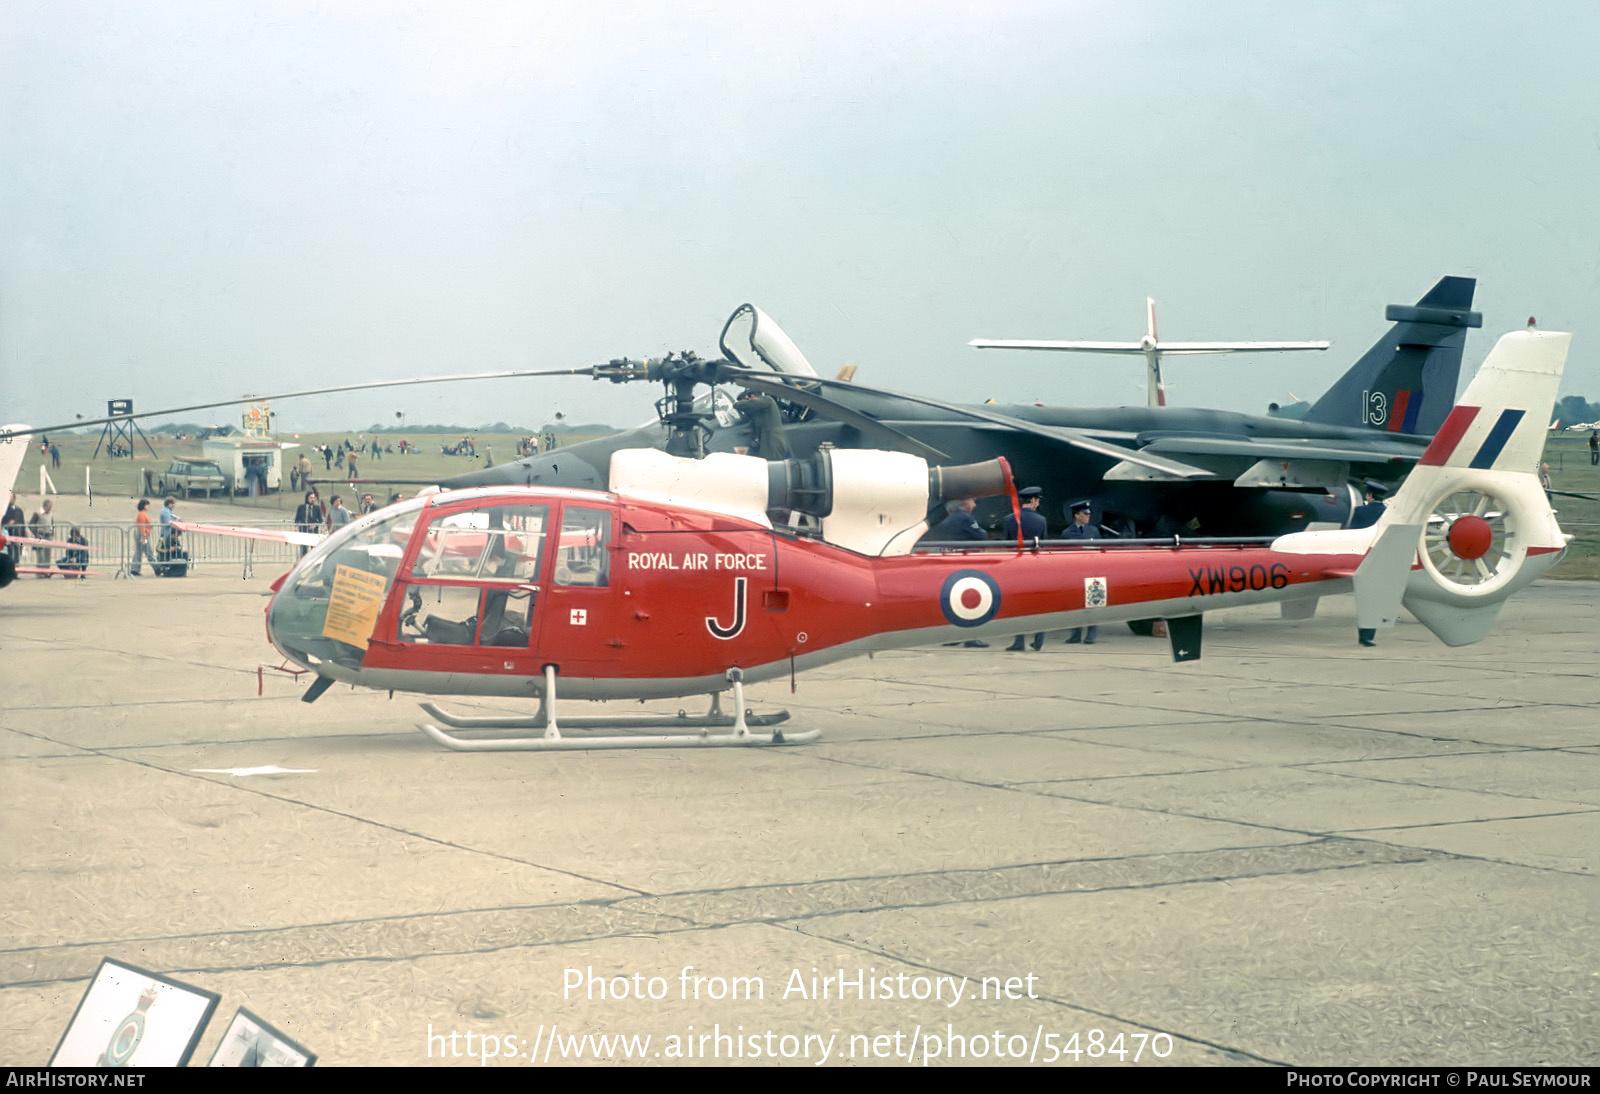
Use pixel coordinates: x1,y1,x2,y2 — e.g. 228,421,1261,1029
449,277,1481,538
7,278,1480,541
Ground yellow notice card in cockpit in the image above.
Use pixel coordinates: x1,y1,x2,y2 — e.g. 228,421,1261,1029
323,565,389,649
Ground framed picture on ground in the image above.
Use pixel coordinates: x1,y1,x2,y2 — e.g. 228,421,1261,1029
207,1007,317,1067
49,958,220,1067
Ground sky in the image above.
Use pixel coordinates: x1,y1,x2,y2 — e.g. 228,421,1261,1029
4,0,1599,434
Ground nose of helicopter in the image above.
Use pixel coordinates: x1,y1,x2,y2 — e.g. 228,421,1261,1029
265,563,336,672
264,501,420,677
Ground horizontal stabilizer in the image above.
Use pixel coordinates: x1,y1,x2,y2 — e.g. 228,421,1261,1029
1306,276,1477,435
1384,304,1483,330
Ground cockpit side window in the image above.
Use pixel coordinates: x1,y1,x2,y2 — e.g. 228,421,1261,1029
407,504,549,582
396,583,536,647
554,507,611,587
271,502,424,669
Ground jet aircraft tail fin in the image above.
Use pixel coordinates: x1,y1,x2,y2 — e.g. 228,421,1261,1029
1304,277,1481,436
1377,329,1571,645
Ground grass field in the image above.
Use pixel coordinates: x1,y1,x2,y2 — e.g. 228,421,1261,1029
8,428,617,515
1541,436,1600,579
11,427,1600,578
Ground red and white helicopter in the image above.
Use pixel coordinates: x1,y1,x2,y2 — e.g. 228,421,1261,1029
177,327,1570,751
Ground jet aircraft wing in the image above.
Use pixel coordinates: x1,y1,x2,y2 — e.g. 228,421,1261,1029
1136,434,1425,464
723,374,951,461
726,369,1215,480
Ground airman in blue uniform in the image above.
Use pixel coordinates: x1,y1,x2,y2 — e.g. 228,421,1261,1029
1349,480,1389,529
925,498,990,646
1005,487,1049,651
925,497,987,542
1063,499,1099,644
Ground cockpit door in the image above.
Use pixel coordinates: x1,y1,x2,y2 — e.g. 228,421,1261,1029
537,504,619,671
378,501,554,676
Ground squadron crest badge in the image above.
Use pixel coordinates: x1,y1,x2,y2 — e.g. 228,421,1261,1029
1085,576,1107,609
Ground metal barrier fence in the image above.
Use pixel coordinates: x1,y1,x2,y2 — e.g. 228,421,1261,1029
1552,489,1600,529
1544,439,1600,527
14,521,304,578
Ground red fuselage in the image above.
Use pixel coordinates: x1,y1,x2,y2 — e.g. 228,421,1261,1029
267,488,1363,701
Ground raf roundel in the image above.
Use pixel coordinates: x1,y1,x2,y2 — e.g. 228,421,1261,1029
940,570,1002,628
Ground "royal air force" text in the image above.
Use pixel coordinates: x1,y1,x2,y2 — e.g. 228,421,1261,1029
628,552,767,572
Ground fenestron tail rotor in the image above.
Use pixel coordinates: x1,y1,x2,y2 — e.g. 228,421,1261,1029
1421,488,1517,591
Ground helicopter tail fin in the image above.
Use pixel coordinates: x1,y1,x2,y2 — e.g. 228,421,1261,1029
1379,329,1571,645
1305,277,1481,436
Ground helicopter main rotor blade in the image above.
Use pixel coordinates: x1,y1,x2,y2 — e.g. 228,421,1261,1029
726,373,950,461
6,366,605,439
717,366,1213,479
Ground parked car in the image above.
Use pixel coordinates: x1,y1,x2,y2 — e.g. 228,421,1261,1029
155,459,229,498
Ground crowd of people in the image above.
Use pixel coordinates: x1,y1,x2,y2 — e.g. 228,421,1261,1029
2,495,90,578
8,425,534,582
516,433,559,457
5,484,416,578
282,434,540,491
123,495,190,576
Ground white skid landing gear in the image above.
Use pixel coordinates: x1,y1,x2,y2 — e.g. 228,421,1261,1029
417,666,818,752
